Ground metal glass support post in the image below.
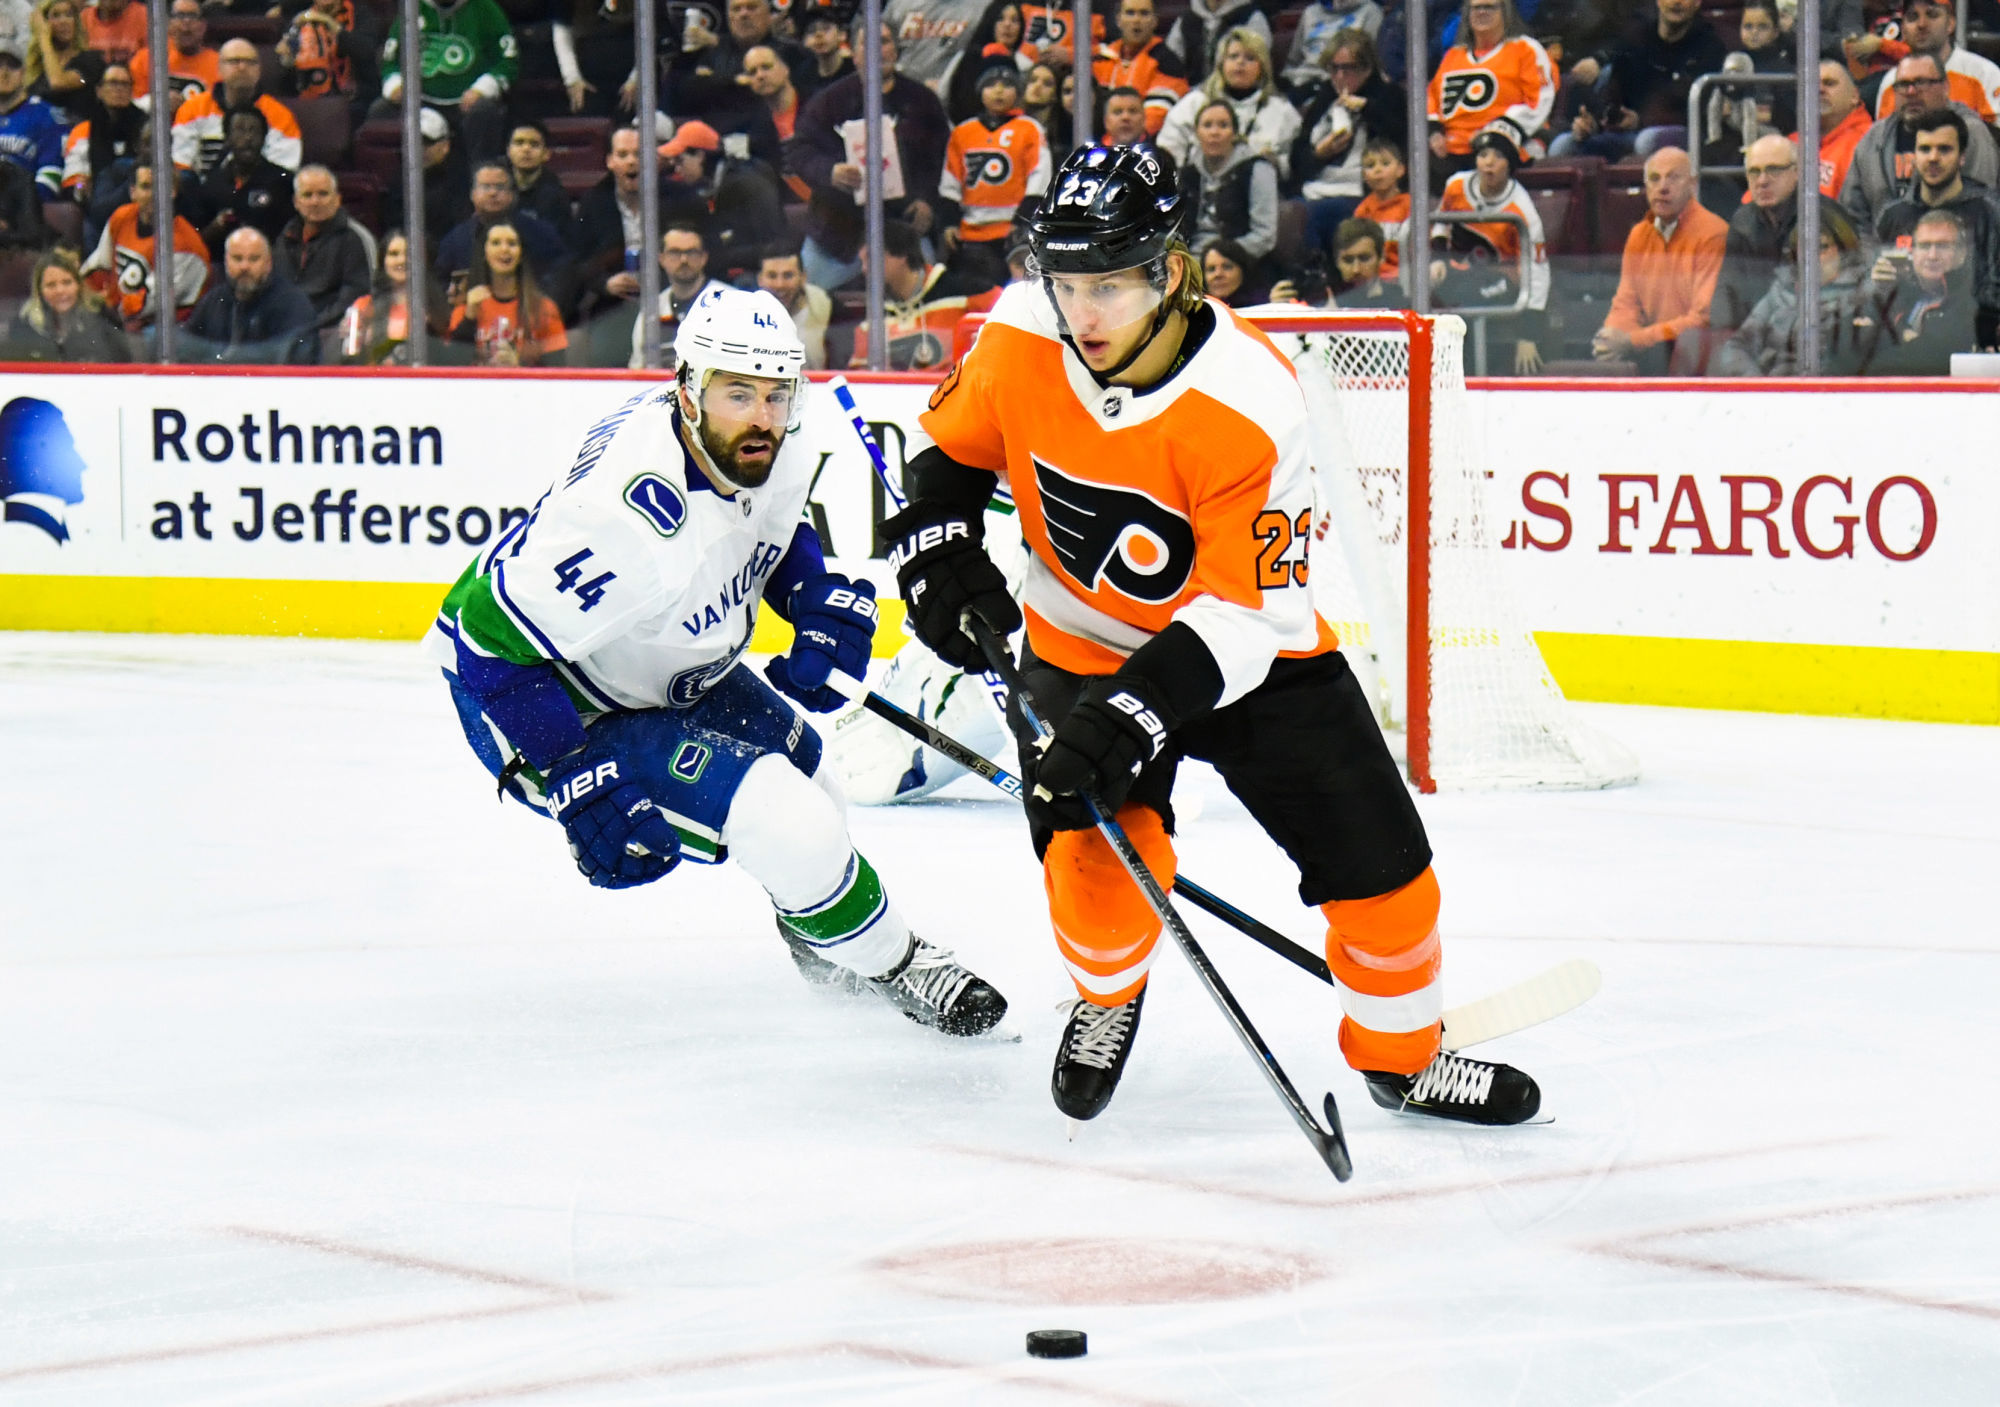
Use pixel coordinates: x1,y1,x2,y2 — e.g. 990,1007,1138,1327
1406,0,1430,314
637,0,662,368
399,0,428,365
1073,0,1093,148
1795,0,1822,374
863,0,886,370
147,0,174,363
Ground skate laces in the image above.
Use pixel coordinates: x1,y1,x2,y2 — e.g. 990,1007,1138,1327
1407,1052,1496,1106
1063,999,1136,1070
884,940,974,1014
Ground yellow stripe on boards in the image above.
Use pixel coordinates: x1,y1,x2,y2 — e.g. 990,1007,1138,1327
0,574,913,657
5,576,1989,724
1535,632,2000,726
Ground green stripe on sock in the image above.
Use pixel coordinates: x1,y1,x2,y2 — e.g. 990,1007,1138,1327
778,853,887,947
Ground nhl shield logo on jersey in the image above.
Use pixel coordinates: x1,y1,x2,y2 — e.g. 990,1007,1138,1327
623,472,687,537
1032,456,1195,603
0,397,88,545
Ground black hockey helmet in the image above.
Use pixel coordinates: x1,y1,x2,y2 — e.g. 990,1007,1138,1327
1027,143,1184,276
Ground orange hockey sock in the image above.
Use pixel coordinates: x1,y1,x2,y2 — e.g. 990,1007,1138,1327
1322,866,1444,1075
1044,805,1176,1005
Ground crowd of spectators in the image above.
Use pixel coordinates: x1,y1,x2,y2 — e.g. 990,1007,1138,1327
0,0,1998,374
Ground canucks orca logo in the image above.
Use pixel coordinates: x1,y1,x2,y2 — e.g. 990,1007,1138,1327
0,397,87,545
1033,456,1194,603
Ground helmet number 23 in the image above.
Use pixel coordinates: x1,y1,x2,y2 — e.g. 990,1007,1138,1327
1055,172,1104,207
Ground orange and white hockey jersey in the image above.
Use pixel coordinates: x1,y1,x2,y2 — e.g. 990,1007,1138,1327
1874,44,2000,121
1435,168,1549,310
169,91,303,175
80,202,211,327
917,282,1338,702
1021,4,1105,64
848,265,1002,370
939,111,1052,242
1426,35,1555,158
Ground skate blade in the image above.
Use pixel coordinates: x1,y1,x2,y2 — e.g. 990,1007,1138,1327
963,1019,1023,1044
1066,1118,1081,1142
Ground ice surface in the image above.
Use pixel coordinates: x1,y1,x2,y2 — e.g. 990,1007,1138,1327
2,633,1996,1405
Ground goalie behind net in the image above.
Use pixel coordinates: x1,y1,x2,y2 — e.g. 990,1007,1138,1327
1255,310,1638,792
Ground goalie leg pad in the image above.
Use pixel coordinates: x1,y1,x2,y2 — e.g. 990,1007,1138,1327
1322,866,1445,1077
1044,804,1176,1006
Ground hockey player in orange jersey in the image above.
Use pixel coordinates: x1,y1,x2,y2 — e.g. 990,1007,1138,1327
883,143,1541,1127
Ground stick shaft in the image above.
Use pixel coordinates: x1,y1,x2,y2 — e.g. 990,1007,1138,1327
966,619,1351,1181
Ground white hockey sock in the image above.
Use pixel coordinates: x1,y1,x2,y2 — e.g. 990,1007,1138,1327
723,754,910,978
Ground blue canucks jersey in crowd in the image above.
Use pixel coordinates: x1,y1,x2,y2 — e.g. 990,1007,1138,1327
0,96,65,196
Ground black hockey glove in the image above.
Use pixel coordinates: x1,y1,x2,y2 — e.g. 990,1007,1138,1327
544,753,682,888
1035,674,1176,823
882,501,1022,671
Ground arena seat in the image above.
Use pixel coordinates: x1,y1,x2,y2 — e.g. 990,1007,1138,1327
1518,158,1598,260
333,170,382,234
284,96,353,168
1276,197,1308,267
206,15,282,46
40,199,82,249
545,116,611,190
352,118,402,186
0,249,38,298
1598,161,1651,258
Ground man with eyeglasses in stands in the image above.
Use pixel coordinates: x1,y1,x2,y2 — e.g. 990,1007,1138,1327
1841,51,2000,230
1871,0,2000,123
1712,132,1857,332
1869,106,2000,349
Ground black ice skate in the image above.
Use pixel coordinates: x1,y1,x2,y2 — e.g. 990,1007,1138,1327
781,924,1007,1037
1052,986,1146,1121
870,937,1008,1036
1363,1050,1541,1126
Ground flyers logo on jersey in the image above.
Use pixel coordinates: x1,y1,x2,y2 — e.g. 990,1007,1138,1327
1034,456,1194,603
964,149,1016,187
1438,70,1498,117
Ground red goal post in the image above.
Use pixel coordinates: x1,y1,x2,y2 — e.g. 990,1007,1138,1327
1248,310,1442,788
1247,309,1637,793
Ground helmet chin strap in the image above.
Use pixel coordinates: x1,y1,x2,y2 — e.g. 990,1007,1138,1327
678,370,751,493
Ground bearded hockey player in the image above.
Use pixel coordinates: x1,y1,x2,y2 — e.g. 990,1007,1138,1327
427,287,1006,1038
882,144,1541,1123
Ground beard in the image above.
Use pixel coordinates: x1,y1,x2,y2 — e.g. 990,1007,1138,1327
698,417,784,488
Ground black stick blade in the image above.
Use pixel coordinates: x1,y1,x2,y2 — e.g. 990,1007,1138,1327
1320,1092,1354,1182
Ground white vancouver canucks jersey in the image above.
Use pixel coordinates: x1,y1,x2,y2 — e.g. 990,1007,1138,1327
424,384,817,711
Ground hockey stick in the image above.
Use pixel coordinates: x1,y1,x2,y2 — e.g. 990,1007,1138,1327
965,616,1353,1182
851,686,1600,1052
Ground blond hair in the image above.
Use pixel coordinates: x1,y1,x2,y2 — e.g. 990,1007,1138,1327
21,247,104,335
1201,27,1276,103
1163,239,1205,317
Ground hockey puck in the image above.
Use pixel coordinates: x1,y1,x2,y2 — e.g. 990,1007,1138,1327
1026,1329,1087,1359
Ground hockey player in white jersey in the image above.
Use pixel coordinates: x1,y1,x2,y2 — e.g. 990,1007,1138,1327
427,286,1007,1037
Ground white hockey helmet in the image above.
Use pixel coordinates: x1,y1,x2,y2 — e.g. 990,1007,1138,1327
673,286,809,432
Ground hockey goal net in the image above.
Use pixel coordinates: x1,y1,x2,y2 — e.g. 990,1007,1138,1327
1249,309,1638,793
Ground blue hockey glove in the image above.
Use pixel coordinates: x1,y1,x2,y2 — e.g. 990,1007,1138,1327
767,573,878,712
544,754,682,888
